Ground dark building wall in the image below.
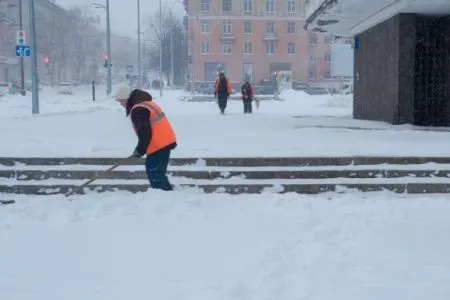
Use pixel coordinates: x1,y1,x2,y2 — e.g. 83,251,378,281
353,14,450,126
414,16,450,126
353,14,416,124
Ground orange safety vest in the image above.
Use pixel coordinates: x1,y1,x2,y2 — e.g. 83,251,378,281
130,101,176,155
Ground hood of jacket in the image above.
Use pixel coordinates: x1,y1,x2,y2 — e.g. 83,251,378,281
126,89,153,116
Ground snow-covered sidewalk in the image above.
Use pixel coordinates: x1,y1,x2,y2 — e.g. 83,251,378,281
1,191,450,300
2,87,450,157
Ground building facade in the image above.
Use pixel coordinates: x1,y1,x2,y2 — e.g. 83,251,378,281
184,0,341,87
0,0,93,85
0,0,20,82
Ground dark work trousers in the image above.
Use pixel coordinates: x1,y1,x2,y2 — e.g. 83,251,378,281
243,98,252,113
145,148,173,191
217,96,228,114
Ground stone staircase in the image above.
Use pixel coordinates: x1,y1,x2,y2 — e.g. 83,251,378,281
2,156,450,195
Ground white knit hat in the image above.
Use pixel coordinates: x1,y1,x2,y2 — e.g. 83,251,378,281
114,85,132,100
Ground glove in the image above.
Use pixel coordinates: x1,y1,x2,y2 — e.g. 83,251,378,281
131,149,144,158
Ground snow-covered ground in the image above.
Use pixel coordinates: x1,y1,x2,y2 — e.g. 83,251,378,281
2,86,450,299
1,191,450,300
2,85,450,157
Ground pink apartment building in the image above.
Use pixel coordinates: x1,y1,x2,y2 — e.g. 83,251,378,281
184,0,341,86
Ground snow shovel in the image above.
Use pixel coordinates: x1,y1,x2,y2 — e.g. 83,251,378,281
64,155,134,198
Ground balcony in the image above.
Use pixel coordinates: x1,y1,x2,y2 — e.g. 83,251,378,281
220,32,235,41
263,33,279,41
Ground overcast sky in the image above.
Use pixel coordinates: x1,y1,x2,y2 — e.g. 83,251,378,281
56,0,185,37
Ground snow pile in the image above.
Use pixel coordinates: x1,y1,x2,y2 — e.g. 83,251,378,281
279,88,352,111
1,191,450,300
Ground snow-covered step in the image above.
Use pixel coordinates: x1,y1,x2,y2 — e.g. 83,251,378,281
4,177,450,185
2,168,450,181
3,156,450,195
3,156,450,167
4,162,450,171
2,182,450,195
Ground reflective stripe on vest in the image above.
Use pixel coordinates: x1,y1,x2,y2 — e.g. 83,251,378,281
134,101,166,125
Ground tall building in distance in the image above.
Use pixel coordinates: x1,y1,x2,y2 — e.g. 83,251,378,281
183,0,347,88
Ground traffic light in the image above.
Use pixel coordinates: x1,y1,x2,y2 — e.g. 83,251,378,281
44,56,50,67
103,52,112,68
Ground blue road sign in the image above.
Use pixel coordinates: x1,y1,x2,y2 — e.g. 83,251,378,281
15,45,31,57
354,38,360,49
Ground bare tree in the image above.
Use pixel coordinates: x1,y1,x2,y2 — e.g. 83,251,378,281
145,6,187,85
34,4,104,85
67,7,104,84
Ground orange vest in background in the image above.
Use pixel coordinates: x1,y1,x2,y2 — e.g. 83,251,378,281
130,101,176,154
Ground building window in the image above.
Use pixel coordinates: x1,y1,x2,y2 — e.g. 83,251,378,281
244,42,252,55
324,35,333,45
201,41,210,54
324,52,331,62
308,54,316,63
222,42,232,55
222,21,232,34
200,22,209,34
266,42,275,54
243,63,253,82
309,33,317,45
266,21,274,34
222,0,232,12
308,68,316,80
200,0,210,12
265,0,274,13
324,71,331,79
244,21,252,34
287,22,295,34
244,0,252,13
287,0,296,13
287,43,296,54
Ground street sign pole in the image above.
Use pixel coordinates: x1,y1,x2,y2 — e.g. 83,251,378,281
106,0,112,96
137,0,142,89
28,0,39,114
18,0,25,96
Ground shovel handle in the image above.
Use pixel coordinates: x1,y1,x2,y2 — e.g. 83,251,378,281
64,156,135,198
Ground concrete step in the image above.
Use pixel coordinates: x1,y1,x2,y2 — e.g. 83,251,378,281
2,156,450,167
1,169,450,180
2,183,450,195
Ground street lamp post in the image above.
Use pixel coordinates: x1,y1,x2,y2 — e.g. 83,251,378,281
137,0,142,89
159,0,163,97
28,0,39,114
19,0,25,96
105,0,112,95
168,1,182,87
169,11,174,87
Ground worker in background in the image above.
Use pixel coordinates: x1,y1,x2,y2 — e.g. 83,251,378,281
241,80,254,114
214,71,232,114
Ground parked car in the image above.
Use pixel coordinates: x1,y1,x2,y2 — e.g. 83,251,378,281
305,87,329,95
57,82,73,95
